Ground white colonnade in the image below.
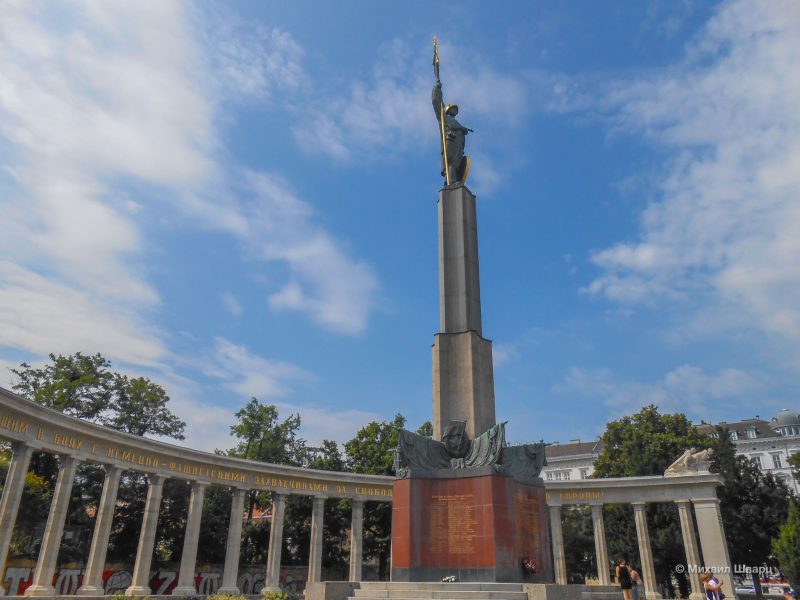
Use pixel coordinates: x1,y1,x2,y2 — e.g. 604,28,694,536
0,387,392,597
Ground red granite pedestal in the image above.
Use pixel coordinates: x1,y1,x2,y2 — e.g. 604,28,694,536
391,469,552,583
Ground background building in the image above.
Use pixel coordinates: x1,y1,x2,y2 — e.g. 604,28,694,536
541,409,800,493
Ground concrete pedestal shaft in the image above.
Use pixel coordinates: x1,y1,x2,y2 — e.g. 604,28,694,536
308,496,326,583
433,184,496,440
125,475,166,597
219,488,247,595
0,442,33,595
549,505,567,585
591,505,611,586
174,482,207,596
25,455,80,597
77,465,122,595
632,503,661,600
349,500,364,582
264,493,287,593
693,498,734,596
432,332,496,441
675,501,704,600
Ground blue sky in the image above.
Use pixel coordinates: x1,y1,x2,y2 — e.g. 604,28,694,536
1,1,799,452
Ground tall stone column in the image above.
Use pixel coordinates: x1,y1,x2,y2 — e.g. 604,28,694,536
591,504,611,586
632,502,661,600
174,482,207,596
307,496,326,583
549,505,567,585
263,493,286,593
125,475,166,597
693,498,734,595
0,442,33,595
432,184,496,440
77,465,123,595
675,501,704,600
349,500,364,582
25,455,79,597
219,487,247,595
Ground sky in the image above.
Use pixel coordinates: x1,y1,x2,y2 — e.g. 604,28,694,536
1,1,799,453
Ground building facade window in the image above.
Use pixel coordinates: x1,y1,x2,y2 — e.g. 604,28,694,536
772,454,783,469
580,468,589,479
730,431,738,441
751,456,763,470
746,428,757,439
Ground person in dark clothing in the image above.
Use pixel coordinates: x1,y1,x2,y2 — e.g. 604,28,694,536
616,558,633,600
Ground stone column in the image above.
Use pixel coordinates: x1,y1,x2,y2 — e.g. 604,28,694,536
549,504,567,585
349,500,364,582
174,482,207,596
219,487,247,594
0,442,34,595
591,504,611,586
693,497,734,596
307,496,326,583
25,455,79,597
125,475,166,597
632,502,661,600
77,465,123,596
263,493,286,593
432,184,496,440
675,501,704,600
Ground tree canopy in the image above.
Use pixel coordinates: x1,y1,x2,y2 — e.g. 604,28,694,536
11,352,186,439
591,405,713,597
711,426,790,598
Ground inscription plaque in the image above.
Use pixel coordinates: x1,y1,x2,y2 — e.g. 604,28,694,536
429,493,477,555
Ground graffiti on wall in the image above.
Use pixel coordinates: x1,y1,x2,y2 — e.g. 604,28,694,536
2,563,308,596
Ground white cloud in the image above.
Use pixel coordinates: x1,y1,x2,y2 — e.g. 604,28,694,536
583,1,800,342
274,402,384,448
207,337,311,400
0,0,379,383
0,2,210,366
291,37,529,194
244,172,378,334
555,364,768,422
221,292,243,317
206,13,307,103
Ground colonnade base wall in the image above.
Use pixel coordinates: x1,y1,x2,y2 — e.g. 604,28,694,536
1,561,383,596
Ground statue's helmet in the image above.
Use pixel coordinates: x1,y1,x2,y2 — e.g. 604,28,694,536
441,420,469,458
445,104,459,116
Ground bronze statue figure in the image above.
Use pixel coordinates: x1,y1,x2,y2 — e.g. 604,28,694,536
433,37,473,186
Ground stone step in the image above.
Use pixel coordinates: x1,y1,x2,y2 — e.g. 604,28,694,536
351,589,528,600
349,597,527,600
357,582,525,592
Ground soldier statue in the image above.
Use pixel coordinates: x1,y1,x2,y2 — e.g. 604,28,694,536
432,38,473,186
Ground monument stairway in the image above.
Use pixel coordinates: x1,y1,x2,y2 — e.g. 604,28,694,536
348,581,529,600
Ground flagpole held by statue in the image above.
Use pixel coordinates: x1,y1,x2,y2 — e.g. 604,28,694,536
432,37,472,187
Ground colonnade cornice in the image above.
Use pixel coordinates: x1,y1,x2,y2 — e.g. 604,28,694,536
0,387,394,501
543,472,724,505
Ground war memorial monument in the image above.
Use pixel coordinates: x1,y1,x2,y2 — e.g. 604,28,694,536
390,38,552,584
0,38,736,600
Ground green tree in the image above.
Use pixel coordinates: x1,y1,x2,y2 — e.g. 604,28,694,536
107,375,186,438
282,441,351,576
562,506,596,583
227,397,306,522
592,405,711,598
9,353,187,565
0,452,52,559
773,499,800,592
711,426,790,599
345,414,405,579
11,353,113,421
